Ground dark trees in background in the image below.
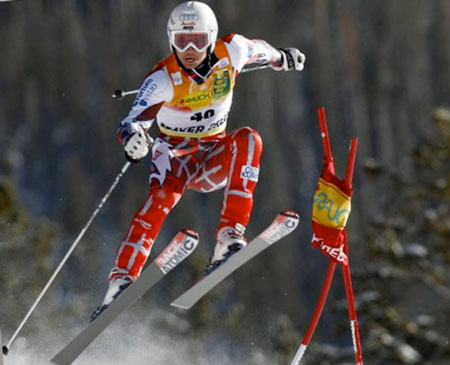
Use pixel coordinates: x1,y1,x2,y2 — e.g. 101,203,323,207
0,1,449,364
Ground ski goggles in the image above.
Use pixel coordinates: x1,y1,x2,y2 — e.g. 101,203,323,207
171,32,210,53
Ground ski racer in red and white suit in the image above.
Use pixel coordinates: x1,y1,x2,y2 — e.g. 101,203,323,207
93,2,305,318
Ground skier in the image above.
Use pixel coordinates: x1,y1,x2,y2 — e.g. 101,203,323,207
92,1,305,320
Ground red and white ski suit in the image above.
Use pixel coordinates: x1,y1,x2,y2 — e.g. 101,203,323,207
111,34,282,281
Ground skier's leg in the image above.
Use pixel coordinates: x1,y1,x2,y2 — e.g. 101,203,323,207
109,138,205,282
218,127,263,233
109,175,185,282
191,127,263,268
92,139,199,320
90,176,185,321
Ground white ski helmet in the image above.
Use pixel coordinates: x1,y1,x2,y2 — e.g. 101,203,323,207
167,1,218,53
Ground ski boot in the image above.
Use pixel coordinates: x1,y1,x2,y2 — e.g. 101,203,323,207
90,276,133,322
205,226,247,275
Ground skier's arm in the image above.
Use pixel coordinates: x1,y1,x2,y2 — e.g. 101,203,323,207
117,69,173,162
225,34,305,72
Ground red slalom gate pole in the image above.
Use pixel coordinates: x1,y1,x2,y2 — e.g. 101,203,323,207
291,108,338,364
345,138,358,186
342,232,364,364
317,107,335,173
341,138,364,364
291,260,337,364
291,109,361,365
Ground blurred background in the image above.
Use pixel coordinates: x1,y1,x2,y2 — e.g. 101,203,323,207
0,0,449,364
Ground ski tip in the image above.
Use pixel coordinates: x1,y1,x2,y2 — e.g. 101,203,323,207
181,229,199,239
280,210,300,220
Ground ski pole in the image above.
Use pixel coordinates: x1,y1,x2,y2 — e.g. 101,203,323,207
2,161,131,356
240,63,269,73
0,329,4,365
112,63,270,99
112,88,140,100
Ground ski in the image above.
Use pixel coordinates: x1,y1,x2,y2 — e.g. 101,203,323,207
170,210,300,310
51,229,199,365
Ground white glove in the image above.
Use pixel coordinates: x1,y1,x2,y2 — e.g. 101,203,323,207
123,125,153,163
271,48,305,72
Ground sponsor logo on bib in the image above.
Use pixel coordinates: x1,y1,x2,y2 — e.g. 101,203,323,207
177,90,213,109
212,69,231,101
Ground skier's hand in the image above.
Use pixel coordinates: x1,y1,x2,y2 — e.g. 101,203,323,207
271,48,305,72
122,125,153,163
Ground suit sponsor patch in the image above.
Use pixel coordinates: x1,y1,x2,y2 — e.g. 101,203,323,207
218,57,230,68
240,165,259,182
133,78,157,106
171,72,183,86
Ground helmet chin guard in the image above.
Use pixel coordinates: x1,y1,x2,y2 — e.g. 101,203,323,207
167,1,218,53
